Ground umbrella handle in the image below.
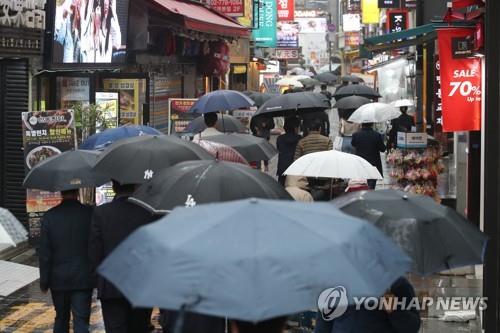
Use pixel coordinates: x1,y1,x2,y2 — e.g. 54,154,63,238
173,296,202,333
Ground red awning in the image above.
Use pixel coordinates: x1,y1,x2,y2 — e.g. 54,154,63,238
150,0,250,38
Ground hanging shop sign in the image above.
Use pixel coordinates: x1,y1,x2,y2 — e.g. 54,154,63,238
438,28,481,132
343,13,361,32
361,0,380,24
275,48,299,60
277,0,294,21
168,98,198,134
103,78,141,126
209,0,244,17
387,10,408,33
21,110,76,240
252,0,277,48
378,0,401,8
277,22,299,48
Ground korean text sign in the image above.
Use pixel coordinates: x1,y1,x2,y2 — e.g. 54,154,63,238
438,28,482,132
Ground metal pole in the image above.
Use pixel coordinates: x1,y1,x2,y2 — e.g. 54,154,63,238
483,0,500,331
328,13,332,72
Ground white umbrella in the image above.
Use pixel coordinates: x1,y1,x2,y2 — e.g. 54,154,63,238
275,77,304,87
348,103,401,124
284,150,382,179
318,64,341,73
391,99,414,108
0,207,28,246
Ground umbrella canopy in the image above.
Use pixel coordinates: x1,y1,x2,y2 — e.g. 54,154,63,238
0,207,28,246
284,150,382,179
242,91,276,107
192,139,249,165
391,99,414,108
129,160,291,213
333,95,371,109
298,78,321,88
333,85,381,100
23,150,108,191
93,135,213,184
348,102,401,123
254,92,330,118
341,75,364,83
98,198,411,321
204,133,277,162
314,72,338,84
318,64,341,73
189,90,254,114
288,68,314,76
80,125,163,150
333,189,488,275
185,115,246,134
275,77,304,87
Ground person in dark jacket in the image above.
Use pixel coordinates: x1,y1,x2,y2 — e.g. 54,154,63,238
351,123,386,189
315,277,421,333
38,189,93,333
276,116,301,186
388,106,415,147
89,181,157,333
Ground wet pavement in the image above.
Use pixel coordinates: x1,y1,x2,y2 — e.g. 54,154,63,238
0,248,483,332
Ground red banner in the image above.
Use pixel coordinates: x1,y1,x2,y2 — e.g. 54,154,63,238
277,0,294,21
438,28,482,132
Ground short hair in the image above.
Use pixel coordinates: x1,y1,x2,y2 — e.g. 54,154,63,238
204,113,218,127
321,84,327,90
233,317,287,333
284,116,300,133
308,118,322,131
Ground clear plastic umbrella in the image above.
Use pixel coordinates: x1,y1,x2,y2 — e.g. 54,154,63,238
391,99,414,108
348,103,401,124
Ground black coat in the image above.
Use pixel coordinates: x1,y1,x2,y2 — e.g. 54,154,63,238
351,128,386,176
389,113,415,146
276,132,302,176
89,196,157,299
39,199,94,291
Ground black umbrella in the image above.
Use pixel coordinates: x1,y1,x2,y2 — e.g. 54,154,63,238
314,72,338,84
298,78,321,88
93,135,213,184
242,91,277,107
341,75,364,83
129,160,292,213
333,84,381,100
23,150,107,191
185,114,246,133
333,95,371,109
254,92,330,117
333,189,488,276
203,133,277,162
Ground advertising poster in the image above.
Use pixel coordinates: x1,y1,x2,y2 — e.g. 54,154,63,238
252,0,277,48
277,0,294,21
438,28,482,132
209,0,244,17
299,33,328,68
168,98,198,134
52,0,129,64
277,22,299,48
103,78,140,125
296,17,327,33
361,0,380,24
58,77,90,109
96,184,115,206
21,110,76,240
95,92,119,129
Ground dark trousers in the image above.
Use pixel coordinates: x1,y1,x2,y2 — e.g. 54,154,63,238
51,289,92,333
278,175,287,186
367,179,377,189
100,298,152,333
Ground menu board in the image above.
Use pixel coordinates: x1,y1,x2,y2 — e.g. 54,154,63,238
168,98,198,134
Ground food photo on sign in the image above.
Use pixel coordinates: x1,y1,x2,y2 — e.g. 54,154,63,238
52,0,129,64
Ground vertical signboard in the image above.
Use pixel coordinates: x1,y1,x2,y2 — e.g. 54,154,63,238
387,10,408,33
438,28,482,132
361,0,380,24
277,0,294,21
252,0,277,47
21,110,76,241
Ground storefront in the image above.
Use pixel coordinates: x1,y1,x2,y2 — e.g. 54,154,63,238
0,2,45,225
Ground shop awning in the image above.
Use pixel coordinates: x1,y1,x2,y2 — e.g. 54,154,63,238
363,22,475,53
150,0,250,38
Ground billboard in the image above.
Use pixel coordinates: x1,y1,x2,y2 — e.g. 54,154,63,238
277,22,299,48
296,17,327,33
52,0,129,64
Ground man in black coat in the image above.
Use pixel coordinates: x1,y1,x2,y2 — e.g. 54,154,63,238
89,181,157,333
351,123,386,189
38,189,94,333
388,106,415,147
276,116,302,186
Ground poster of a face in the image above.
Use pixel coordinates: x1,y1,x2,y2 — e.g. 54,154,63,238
52,0,129,64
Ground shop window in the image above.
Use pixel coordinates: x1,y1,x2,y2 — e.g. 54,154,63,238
56,77,91,109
